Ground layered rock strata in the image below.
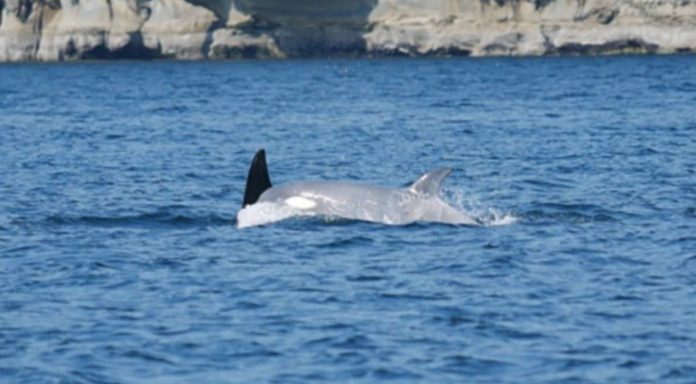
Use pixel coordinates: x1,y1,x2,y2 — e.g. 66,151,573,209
1,0,695,61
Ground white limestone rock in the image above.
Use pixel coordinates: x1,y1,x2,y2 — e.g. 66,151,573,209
208,28,282,59
0,0,48,61
365,0,696,56
140,0,217,59
36,0,144,60
0,0,695,61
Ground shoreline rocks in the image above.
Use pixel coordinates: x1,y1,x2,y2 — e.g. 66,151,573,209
1,0,695,61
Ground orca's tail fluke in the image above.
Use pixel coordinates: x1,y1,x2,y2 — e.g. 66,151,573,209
242,149,272,207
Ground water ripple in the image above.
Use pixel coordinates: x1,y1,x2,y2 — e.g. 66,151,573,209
2,56,696,383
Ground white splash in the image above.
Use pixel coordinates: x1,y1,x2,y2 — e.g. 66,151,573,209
443,188,518,227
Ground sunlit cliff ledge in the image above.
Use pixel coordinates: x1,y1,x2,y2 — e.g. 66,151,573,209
1,0,695,61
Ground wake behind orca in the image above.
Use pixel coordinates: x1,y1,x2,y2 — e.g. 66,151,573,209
237,149,481,228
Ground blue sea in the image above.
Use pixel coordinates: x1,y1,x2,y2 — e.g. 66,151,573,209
1,56,696,383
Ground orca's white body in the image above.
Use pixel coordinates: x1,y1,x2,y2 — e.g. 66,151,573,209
238,150,478,228
256,172,476,226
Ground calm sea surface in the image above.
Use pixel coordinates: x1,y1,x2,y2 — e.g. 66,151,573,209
1,56,696,383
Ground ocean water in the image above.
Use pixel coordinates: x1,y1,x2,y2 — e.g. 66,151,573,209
1,56,696,383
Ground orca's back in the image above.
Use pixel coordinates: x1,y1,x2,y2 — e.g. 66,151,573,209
242,149,272,207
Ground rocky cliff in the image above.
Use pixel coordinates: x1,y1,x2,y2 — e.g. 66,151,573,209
1,0,695,61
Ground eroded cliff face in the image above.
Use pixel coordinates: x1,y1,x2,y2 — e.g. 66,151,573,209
367,0,696,56
1,0,695,61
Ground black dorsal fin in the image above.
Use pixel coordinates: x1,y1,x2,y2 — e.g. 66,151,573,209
242,149,272,207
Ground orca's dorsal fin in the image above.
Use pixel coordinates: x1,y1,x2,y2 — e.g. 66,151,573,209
409,167,453,196
242,149,272,207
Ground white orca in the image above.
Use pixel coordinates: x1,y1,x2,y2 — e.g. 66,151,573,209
237,149,479,228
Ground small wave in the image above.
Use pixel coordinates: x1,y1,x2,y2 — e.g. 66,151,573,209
321,236,375,248
439,354,511,375
523,178,572,190
685,207,696,217
345,274,387,282
45,208,230,229
0,215,12,231
147,104,189,114
521,202,625,224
